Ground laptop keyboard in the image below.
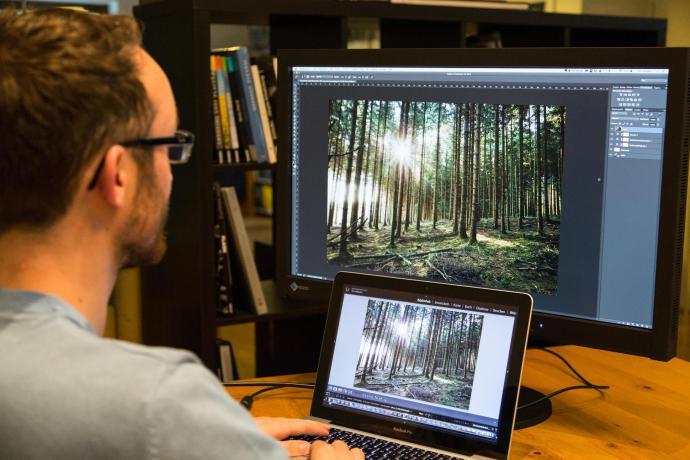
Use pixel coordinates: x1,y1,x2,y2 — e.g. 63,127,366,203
289,427,455,459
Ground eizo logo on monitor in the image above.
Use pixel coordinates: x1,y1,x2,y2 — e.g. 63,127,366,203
289,282,310,292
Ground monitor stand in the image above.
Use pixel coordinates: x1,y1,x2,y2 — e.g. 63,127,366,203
514,386,552,429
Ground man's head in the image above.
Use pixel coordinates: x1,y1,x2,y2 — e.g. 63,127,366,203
0,8,178,267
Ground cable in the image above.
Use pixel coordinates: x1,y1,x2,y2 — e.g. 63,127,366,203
538,347,600,387
240,386,287,410
518,348,609,411
222,381,316,410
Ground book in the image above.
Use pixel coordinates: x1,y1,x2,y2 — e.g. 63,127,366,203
210,56,231,163
251,64,277,163
216,338,238,381
389,0,531,10
219,56,241,163
214,46,271,163
251,56,278,121
209,57,224,163
219,186,268,314
251,57,278,148
223,55,251,163
213,183,234,315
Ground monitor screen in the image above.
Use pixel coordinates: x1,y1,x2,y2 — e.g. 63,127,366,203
276,48,689,360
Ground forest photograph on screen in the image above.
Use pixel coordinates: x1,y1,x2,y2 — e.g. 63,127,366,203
327,99,565,295
354,300,484,410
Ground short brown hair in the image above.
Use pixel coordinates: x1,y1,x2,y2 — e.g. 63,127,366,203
0,9,153,234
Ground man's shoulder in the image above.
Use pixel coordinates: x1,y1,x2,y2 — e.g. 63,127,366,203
68,334,211,395
103,338,202,370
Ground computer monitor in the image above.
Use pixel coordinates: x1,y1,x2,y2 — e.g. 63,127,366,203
276,48,689,361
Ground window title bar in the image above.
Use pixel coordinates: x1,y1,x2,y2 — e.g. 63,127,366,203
293,66,669,75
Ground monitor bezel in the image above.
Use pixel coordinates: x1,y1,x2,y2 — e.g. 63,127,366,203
276,47,689,361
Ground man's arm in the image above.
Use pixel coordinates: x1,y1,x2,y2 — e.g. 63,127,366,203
147,359,363,459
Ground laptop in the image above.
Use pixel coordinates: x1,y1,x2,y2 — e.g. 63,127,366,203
296,271,533,459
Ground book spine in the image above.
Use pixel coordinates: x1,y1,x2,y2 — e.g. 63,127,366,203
251,64,276,163
258,68,278,148
213,183,234,315
224,56,251,163
220,56,241,163
230,47,270,163
220,187,268,315
209,57,224,164
213,56,232,164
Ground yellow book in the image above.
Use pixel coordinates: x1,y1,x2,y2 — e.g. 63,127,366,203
212,55,232,163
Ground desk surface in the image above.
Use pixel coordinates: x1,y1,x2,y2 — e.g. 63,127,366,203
225,345,690,458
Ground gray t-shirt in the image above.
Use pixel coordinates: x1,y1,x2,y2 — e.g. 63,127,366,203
0,289,288,460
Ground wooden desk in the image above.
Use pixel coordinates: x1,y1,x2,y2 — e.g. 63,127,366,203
226,345,690,458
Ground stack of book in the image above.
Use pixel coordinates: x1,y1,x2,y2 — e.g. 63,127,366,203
210,46,278,165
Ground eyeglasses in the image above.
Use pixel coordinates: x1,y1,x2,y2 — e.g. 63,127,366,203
86,129,194,190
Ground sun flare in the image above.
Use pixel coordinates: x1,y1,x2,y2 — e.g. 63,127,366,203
388,135,413,168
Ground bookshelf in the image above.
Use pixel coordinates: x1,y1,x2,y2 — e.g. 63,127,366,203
133,0,667,375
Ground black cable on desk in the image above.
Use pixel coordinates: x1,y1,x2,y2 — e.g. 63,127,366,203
518,348,609,411
222,381,316,410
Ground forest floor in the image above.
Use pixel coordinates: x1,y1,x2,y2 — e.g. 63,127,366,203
327,217,559,295
354,368,473,410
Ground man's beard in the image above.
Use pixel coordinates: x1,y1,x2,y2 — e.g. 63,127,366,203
118,179,170,269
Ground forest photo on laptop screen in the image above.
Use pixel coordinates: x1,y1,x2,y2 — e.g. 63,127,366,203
354,300,484,410
327,100,565,295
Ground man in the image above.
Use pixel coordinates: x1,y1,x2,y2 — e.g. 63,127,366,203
0,9,362,460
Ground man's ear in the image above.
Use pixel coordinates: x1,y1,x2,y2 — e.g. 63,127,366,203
97,144,129,208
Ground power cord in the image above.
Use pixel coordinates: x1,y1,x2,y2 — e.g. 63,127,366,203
518,348,609,411
222,382,315,410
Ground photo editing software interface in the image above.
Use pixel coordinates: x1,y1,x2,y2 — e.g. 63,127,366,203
324,284,519,442
289,65,670,330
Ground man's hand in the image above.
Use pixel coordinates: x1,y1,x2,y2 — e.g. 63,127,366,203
254,416,330,457
311,440,365,459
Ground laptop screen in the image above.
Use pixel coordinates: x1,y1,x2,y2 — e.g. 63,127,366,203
321,283,520,443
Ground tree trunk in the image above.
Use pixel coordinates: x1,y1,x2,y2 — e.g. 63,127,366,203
453,104,462,234
460,104,470,239
416,103,427,231
349,100,369,238
338,100,359,256
518,105,525,229
374,102,389,229
536,105,544,234
471,103,481,243
559,106,565,216
368,101,383,228
494,105,500,229
389,102,408,247
432,103,442,229
359,301,385,383
500,105,507,235
405,103,417,232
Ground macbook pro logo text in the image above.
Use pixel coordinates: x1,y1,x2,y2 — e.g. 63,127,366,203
393,427,413,436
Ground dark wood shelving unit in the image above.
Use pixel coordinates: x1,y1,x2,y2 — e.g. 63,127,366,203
214,162,276,173
133,0,667,376
216,281,327,327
